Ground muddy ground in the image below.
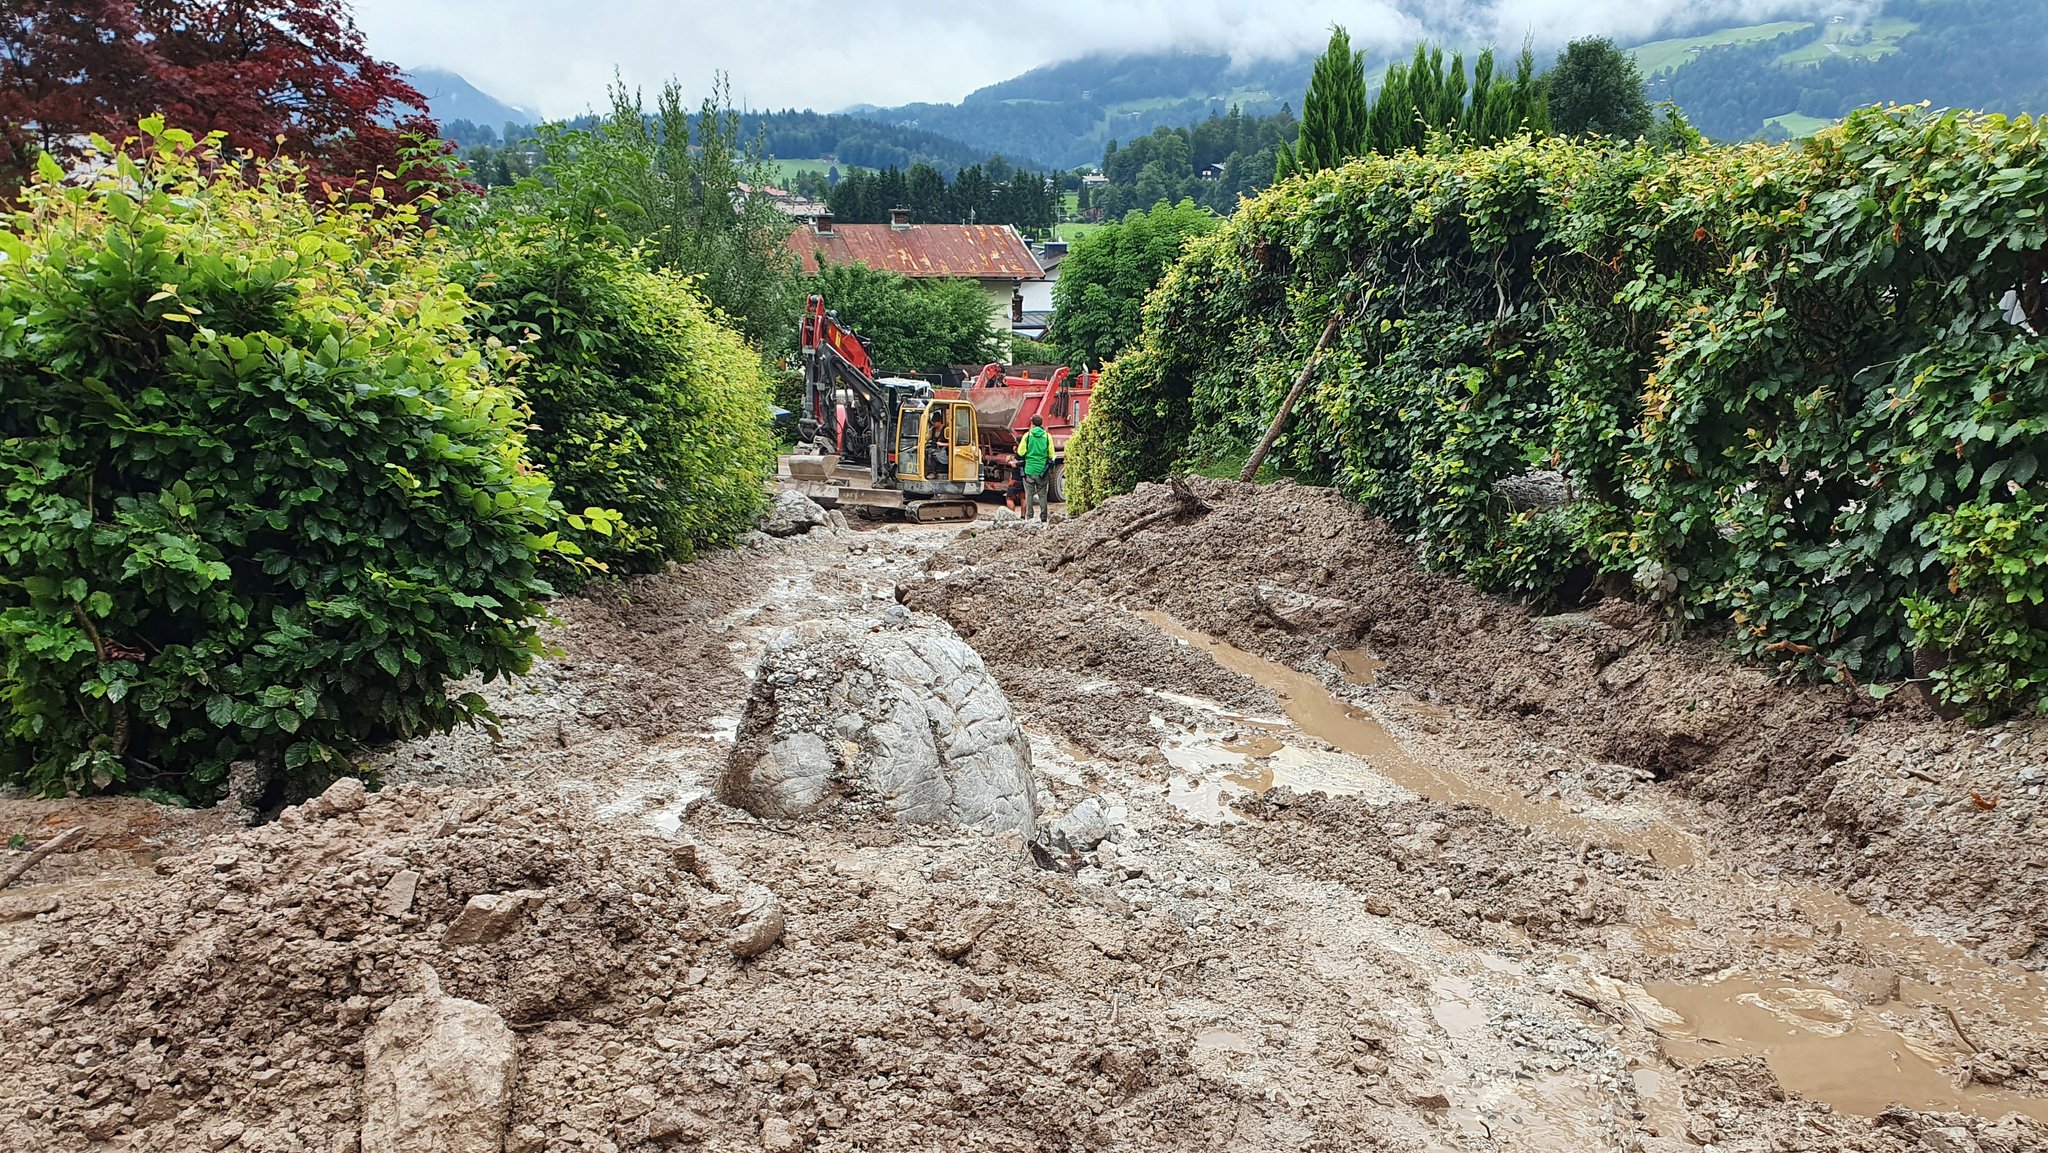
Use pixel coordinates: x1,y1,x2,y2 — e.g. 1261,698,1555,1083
3,478,2048,1152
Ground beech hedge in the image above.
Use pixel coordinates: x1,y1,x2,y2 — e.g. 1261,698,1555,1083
0,126,583,802
1068,106,2048,716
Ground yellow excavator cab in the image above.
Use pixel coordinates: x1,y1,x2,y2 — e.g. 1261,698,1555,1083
893,400,981,486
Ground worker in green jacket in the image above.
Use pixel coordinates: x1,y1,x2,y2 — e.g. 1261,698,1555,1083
1020,416,1053,522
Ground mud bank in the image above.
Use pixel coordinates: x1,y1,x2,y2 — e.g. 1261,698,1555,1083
2,499,2046,1152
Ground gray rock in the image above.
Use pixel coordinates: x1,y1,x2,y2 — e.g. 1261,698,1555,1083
761,490,831,537
717,613,1038,836
1254,584,1350,630
321,777,369,813
1049,796,1113,851
726,889,785,960
360,980,516,1153
1493,469,1578,512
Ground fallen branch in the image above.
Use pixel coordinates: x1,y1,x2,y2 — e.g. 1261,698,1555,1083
0,826,86,891
1111,477,1211,543
1943,1004,1981,1054
1240,299,1351,483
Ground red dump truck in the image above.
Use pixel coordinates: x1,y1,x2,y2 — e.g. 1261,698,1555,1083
962,364,1096,502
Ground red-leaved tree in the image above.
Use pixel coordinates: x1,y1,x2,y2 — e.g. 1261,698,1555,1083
0,0,435,196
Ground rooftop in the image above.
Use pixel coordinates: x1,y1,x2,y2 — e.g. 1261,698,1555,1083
788,222,1044,281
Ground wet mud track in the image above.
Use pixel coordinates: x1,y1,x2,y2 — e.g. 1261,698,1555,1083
3,481,2047,1152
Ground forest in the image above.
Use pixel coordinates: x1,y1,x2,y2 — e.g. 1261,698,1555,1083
822,161,1062,236
1651,0,2047,140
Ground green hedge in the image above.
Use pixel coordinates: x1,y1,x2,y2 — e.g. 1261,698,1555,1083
1068,106,2048,716
463,232,777,577
0,125,579,801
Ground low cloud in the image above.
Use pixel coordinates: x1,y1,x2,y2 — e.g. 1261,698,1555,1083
352,0,1874,117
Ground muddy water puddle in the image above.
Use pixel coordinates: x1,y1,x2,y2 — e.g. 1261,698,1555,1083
1141,611,1699,864
1327,646,1385,685
1645,976,2048,1123
1143,609,2048,1126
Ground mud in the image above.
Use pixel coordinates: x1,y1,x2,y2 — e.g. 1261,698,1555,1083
2,481,2047,1151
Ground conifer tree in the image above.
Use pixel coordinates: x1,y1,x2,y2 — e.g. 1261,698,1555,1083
1295,26,1370,171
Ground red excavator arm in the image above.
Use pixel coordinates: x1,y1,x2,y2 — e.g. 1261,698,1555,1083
800,294,874,380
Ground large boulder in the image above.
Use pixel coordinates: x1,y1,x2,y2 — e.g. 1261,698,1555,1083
361,980,517,1153
761,490,831,537
717,612,1038,836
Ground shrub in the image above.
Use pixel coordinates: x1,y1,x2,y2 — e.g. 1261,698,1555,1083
807,261,1000,371
1069,106,2048,713
462,229,777,576
0,124,577,802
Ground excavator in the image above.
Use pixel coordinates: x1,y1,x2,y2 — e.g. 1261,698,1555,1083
785,295,983,523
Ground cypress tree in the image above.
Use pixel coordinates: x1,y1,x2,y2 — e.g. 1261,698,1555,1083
1441,52,1469,138
1469,49,1496,143
1296,26,1369,171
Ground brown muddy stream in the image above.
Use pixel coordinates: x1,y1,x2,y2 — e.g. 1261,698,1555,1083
1141,609,2048,1127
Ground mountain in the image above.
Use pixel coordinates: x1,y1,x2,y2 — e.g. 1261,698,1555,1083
405,68,538,132
1637,0,2045,141
843,1,2043,170
738,110,1029,175
849,51,1314,170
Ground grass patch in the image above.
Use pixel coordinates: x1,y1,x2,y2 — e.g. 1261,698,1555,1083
1777,18,1917,66
763,157,835,184
1629,21,1814,75
1765,111,1837,138
1056,221,1105,242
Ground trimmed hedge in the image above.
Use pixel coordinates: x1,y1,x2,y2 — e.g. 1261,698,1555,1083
1068,106,2048,717
463,234,777,577
0,125,578,802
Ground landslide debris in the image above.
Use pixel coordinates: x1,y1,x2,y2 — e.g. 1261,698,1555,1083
719,611,1039,836
907,477,2048,967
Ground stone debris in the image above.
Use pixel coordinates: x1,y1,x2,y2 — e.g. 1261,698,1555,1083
760,491,831,538
1048,796,1113,851
377,869,421,918
442,890,545,946
718,613,1038,836
725,888,785,959
361,976,517,1153
931,905,1000,961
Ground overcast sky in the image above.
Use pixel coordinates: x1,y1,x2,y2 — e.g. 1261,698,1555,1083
350,0,1868,118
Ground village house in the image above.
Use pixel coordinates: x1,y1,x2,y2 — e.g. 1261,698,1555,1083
1013,239,1068,343
786,209,1045,353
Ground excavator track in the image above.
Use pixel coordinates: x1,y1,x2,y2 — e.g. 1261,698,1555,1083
905,498,979,525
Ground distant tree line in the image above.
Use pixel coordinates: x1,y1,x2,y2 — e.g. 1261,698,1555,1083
738,110,1024,171
825,161,1060,235
1089,105,1299,219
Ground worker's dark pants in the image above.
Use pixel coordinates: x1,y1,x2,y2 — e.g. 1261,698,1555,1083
1025,473,1050,521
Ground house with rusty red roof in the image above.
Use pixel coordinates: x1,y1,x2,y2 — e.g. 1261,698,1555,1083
786,209,1044,351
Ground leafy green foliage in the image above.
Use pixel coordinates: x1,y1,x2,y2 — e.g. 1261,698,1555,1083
459,222,776,578
1092,108,1299,220
1068,105,2048,714
809,262,1001,372
1049,199,1219,368
503,76,801,355
0,125,574,802
1906,491,2048,719
1546,37,1653,138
